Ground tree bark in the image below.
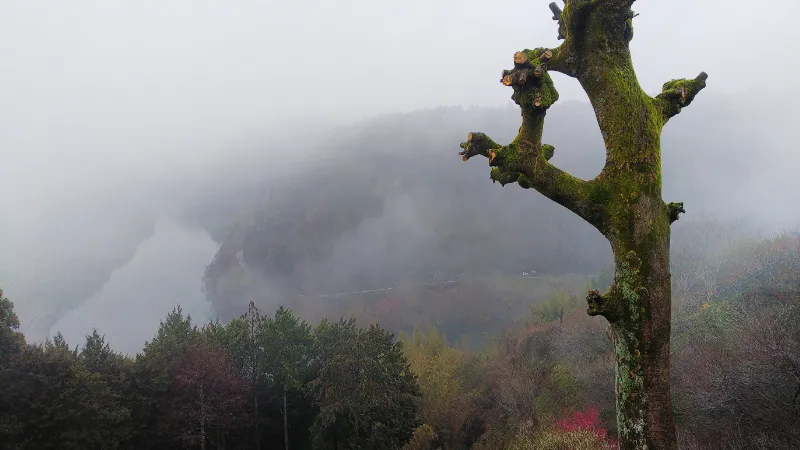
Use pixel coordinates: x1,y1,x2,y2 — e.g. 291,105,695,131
248,301,261,450
254,392,260,450
457,1,707,448
200,380,206,450
283,384,289,450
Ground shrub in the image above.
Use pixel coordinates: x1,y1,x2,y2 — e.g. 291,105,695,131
403,424,438,450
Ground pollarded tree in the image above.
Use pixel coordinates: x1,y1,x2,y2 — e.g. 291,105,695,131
311,319,420,449
456,1,707,448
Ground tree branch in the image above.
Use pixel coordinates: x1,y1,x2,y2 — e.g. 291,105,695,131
549,2,566,40
655,72,708,122
458,132,501,161
459,46,603,230
458,3,663,231
460,133,599,227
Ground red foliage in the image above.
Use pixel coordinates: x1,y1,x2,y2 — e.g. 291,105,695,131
557,407,618,448
170,333,251,447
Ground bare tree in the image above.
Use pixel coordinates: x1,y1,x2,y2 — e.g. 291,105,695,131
456,1,707,448
670,218,752,314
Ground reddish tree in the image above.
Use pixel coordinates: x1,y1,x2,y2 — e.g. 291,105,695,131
171,332,251,449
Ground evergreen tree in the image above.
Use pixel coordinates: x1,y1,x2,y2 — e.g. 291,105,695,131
130,306,198,449
311,319,421,449
261,306,316,450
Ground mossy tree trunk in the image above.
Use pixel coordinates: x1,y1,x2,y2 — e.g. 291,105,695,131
457,1,707,448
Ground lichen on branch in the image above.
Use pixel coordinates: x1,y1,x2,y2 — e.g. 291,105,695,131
656,72,709,121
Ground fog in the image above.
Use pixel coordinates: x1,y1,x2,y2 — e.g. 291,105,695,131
51,217,217,355
2,0,799,348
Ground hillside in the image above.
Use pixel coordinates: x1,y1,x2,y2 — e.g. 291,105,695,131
201,97,767,326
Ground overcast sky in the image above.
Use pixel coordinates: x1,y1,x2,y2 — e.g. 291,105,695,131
2,0,798,215
3,0,796,235
2,0,799,343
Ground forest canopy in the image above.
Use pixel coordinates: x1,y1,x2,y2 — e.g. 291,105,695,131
2,227,798,449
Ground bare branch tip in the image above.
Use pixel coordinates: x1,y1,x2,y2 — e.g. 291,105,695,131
548,2,563,20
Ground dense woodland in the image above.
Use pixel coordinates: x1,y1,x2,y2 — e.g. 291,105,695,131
1,221,798,449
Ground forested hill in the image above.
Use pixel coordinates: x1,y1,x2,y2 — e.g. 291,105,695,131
6,94,775,340
201,96,767,321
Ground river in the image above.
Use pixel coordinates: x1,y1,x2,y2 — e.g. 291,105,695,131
50,217,219,355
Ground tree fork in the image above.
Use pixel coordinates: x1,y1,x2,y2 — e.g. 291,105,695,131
455,1,707,448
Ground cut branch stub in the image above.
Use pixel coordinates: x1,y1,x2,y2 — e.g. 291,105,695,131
503,49,560,113
549,2,565,39
586,289,606,316
549,2,562,21
542,144,555,161
461,134,534,190
458,132,502,161
586,288,622,322
667,202,685,223
657,72,709,121
513,51,534,69
500,70,529,87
